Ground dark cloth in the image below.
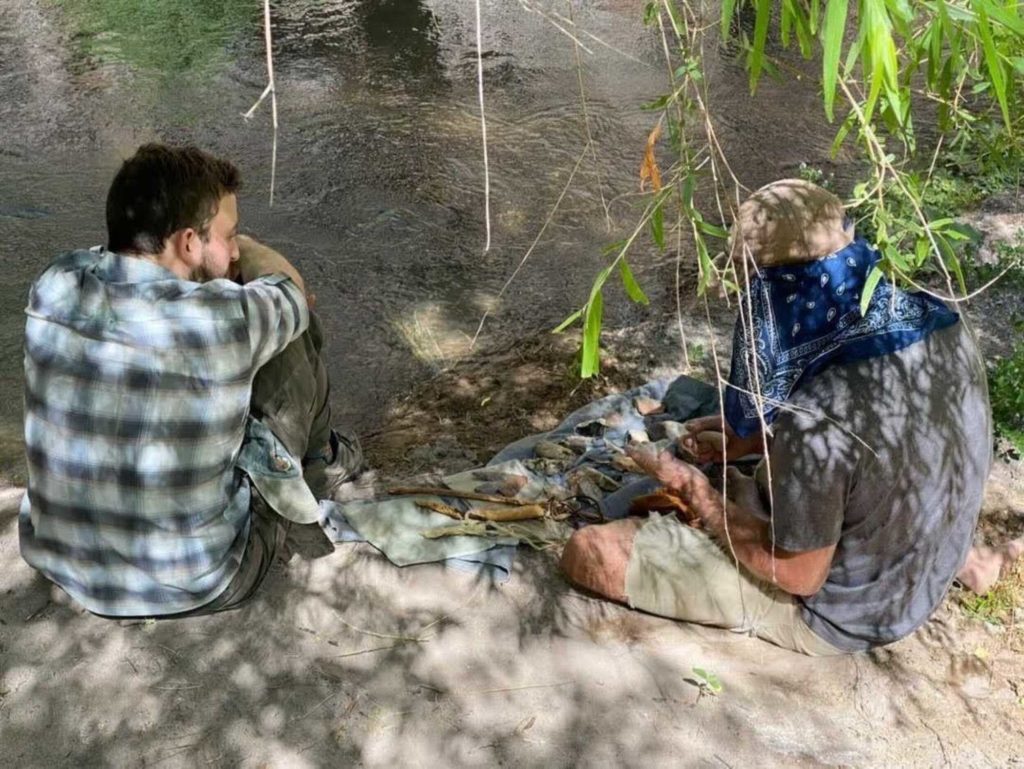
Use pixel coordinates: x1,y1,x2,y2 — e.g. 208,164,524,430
768,322,991,651
725,238,959,437
169,491,287,617
186,314,335,616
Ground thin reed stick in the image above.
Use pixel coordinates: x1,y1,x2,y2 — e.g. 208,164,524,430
475,0,492,252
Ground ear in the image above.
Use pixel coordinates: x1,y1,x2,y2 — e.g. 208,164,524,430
169,228,203,269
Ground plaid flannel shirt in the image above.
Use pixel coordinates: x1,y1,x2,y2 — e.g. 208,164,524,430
19,248,311,617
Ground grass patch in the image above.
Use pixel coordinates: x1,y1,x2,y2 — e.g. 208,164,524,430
958,560,1024,651
989,325,1024,457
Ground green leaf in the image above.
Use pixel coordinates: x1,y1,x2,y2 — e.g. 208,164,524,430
642,2,658,26
830,110,858,156
650,204,666,250
619,260,650,305
860,265,884,315
973,0,1012,132
985,2,1024,36
601,239,628,256
552,308,583,334
749,0,772,93
695,233,714,294
681,173,696,210
794,5,815,58
822,0,849,121
698,221,730,239
641,94,671,111
781,0,794,48
721,0,738,40
580,290,603,378
692,666,722,693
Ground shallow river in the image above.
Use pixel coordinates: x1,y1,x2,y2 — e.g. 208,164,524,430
0,0,838,479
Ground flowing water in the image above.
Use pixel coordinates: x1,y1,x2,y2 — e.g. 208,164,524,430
0,0,840,479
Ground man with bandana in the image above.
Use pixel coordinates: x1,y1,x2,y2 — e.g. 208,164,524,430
560,179,992,655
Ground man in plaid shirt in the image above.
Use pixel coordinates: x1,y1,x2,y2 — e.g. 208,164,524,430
19,144,361,618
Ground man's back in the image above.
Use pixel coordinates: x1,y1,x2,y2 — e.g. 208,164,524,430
769,321,991,650
20,248,305,616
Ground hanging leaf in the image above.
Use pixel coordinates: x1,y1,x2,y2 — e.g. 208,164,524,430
749,0,772,92
619,260,650,305
650,204,666,250
721,0,738,40
822,0,849,121
695,231,714,294
581,291,604,378
552,308,583,334
973,0,1012,132
860,265,884,316
639,122,664,192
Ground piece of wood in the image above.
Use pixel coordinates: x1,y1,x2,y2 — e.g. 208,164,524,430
414,500,464,520
414,500,545,522
387,486,532,506
468,504,546,522
628,489,700,525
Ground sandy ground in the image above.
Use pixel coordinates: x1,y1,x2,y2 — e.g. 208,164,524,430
3,320,1024,769
2,0,1022,764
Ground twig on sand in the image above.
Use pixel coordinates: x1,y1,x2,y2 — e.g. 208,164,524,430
334,613,432,643
334,642,420,659
417,681,571,697
920,718,952,768
474,682,571,694
23,601,51,622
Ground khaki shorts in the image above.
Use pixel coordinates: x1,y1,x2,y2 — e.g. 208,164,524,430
625,513,842,656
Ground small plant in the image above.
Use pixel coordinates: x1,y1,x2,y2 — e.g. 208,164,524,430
689,666,723,704
688,342,706,366
958,560,1023,651
797,162,834,190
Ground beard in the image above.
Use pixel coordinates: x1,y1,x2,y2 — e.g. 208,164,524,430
188,244,225,283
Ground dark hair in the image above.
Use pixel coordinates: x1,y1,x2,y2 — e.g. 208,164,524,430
106,144,241,255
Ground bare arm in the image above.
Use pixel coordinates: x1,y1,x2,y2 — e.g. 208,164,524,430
629,448,835,596
235,235,306,294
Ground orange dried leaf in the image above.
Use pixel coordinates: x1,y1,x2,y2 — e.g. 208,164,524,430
639,122,663,192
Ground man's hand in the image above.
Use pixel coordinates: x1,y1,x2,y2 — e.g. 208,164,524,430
678,415,766,464
627,445,834,596
235,235,306,294
626,446,721,527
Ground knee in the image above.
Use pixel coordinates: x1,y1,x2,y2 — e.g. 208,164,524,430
560,519,644,604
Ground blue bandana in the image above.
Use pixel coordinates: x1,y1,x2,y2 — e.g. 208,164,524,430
724,237,959,437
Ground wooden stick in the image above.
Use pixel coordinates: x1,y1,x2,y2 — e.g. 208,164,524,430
387,486,531,506
414,500,464,520
469,504,546,522
415,500,546,522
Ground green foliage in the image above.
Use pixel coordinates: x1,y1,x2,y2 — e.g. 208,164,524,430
51,0,256,77
989,323,1024,455
562,0,1024,377
959,560,1023,625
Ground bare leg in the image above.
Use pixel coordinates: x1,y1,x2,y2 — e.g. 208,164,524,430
957,538,1024,594
560,519,646,602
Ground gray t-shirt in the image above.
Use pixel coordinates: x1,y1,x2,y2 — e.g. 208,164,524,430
767,322,991,651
